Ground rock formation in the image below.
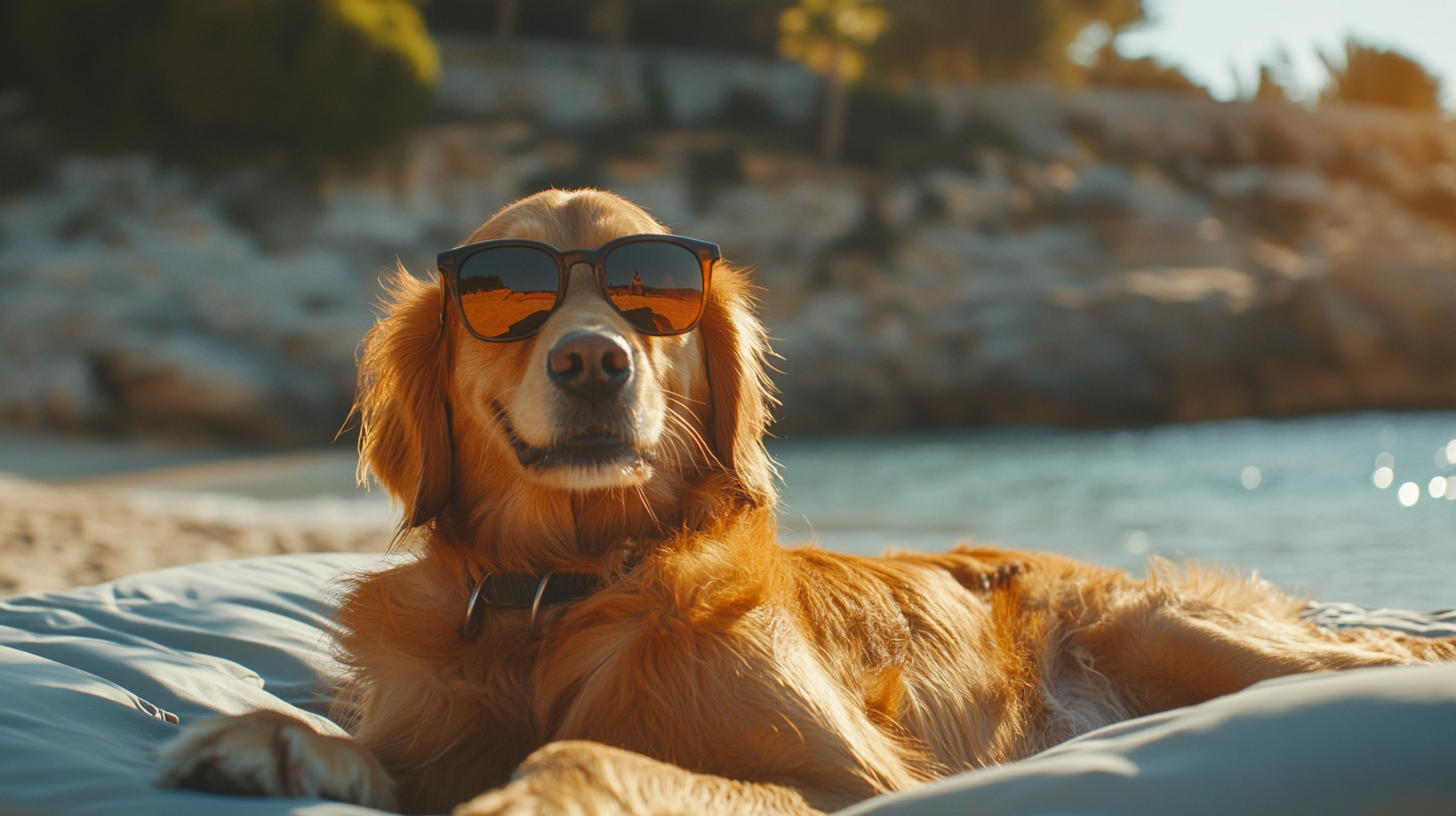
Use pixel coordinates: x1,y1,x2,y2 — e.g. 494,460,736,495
3,48,1455,440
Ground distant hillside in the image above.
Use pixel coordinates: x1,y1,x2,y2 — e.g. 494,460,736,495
2,38,1455,441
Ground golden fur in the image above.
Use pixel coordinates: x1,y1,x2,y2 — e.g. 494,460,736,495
157,190,1456,815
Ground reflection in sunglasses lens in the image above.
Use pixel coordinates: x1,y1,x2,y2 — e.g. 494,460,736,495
602,242,705,334
458,246,560,339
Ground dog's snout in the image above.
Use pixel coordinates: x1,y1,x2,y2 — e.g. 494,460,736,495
547,331,633,397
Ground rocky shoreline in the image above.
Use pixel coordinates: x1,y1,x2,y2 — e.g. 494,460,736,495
3,72,1456,442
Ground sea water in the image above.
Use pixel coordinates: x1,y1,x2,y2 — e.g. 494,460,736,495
775,412,1456,610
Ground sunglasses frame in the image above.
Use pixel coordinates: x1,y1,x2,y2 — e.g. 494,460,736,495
437,234,720,343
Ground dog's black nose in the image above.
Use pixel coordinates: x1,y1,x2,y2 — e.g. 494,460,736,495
547,331,633,398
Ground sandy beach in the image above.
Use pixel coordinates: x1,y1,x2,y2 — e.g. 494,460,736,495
0,447,392,594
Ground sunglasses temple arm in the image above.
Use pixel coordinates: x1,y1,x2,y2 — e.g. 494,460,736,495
438,271,450,327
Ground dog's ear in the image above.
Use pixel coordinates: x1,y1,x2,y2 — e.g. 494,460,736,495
354,265,455,528
696,263,778,507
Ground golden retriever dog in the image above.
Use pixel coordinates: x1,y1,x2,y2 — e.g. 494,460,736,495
156,189,1456,815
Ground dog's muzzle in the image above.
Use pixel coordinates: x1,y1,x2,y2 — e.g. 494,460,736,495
492,401,655,472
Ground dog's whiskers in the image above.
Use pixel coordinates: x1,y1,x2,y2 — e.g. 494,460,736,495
633,482,662,528
659,411,701,466
663,402,722,471
659,415,702,471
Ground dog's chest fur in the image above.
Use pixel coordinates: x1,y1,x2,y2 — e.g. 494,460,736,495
333,536,1121,811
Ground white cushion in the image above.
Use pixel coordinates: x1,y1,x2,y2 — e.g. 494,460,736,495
0,553,390,816
840,665,1456,816
3,555,1454,816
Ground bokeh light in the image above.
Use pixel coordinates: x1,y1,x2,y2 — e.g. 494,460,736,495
1397,482,1420,507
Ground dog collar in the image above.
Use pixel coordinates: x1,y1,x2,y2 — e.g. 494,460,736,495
460,571,602,640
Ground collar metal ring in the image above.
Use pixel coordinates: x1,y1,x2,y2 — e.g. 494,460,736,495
461,572,490,640
460,571,556,640
528,573,553,635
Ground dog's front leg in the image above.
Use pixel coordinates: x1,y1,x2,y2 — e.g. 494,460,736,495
456,740,822,816
155,710,396,809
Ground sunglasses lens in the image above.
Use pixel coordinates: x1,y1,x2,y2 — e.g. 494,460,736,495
457,246,560,340
602,242,706,335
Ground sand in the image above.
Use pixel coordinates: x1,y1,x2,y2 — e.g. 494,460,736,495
0,474,391,595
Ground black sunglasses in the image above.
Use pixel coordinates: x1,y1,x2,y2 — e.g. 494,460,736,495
437,234,719,342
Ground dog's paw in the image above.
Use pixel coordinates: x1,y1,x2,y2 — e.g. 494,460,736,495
455,742,641,816
154,710,395,810
455,777,633,816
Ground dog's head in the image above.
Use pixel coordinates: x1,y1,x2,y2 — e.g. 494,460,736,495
355,190,775,562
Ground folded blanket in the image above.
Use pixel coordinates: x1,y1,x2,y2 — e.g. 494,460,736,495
2,554,1453,816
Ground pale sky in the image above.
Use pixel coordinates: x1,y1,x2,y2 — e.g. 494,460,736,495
1116,0,1456,107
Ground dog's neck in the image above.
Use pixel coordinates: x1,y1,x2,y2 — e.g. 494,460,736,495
411,397,746,575
422,464,744,576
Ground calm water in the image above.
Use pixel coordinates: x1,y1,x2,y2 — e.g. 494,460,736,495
4,411,1454,610
776,412,1456,610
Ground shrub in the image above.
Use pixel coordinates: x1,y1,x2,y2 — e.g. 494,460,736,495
719,87,783,131
1409,183,1456,228
0,130,52,197
9,0,438,156
0,3,21,91
518,160,603,198
838,87,939,168
1321,40,1443,113
873,0,1145,84
1083,44,1207,96
1252,120,1301,166
685,146,744,212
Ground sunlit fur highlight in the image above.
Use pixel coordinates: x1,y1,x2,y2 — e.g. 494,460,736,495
158,189,1456,816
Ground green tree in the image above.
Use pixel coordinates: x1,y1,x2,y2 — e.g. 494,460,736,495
10,0,438,157
779,0,888,164
1320,40,1443,113
872,0,1144,85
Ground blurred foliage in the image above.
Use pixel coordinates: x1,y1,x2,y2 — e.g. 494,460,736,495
715,87,816,154
685,146,745,211
424,0,791,54
0,135,51,197
839,87,937,168
588,0,633,45
1410,182,1456,228
1254,66,1293,105
516,121,651,197
0,3,21,91
1321,40,1443,113
7,0,438,158
1252,50,1296,105
719,87,785,130
519,160,604,197
872,0,1144,84
778,0,890,163
428,0,1144,85
778,0,888,85
1083,44,1206,95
